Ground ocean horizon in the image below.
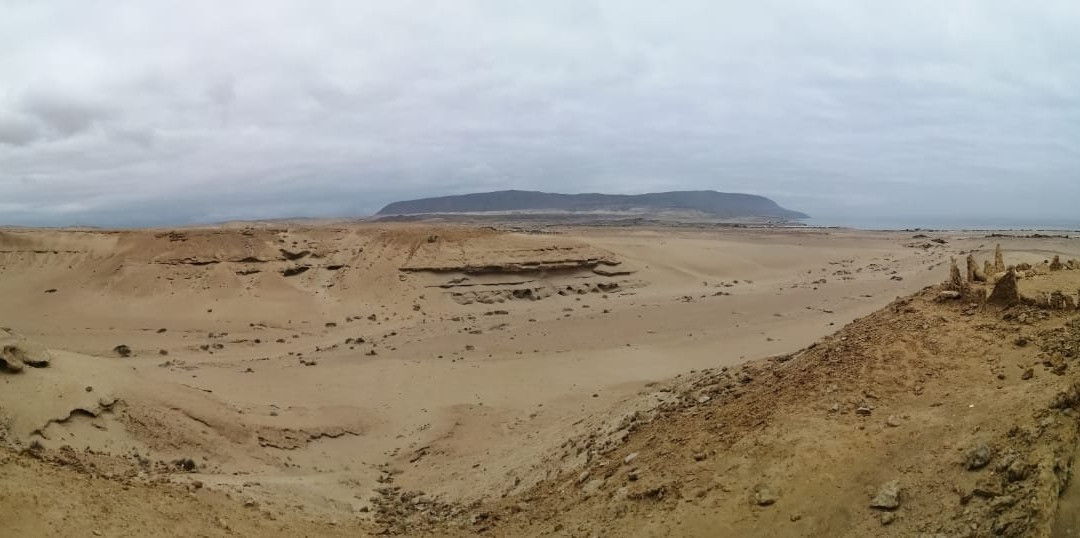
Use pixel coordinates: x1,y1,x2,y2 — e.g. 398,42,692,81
802,216,1080,232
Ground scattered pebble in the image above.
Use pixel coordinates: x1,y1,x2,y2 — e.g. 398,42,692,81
870,480,901,510
753,484,778,506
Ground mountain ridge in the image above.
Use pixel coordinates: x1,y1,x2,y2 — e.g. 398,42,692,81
376,190,809,220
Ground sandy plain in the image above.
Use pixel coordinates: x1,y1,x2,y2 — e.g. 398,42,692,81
2,222,1079,536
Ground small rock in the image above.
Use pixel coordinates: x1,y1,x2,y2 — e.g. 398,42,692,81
581,478,605,497
85,386,93,392
965,442,992,470
1006,460,1029,482
623,452,638,465
990,495,1017,511
973,477,1003,498
1020,368,1034,381
174,458,197,472
885,416,901,427
855,406,873,416
113,345,132,358
870,480,901,510
956,484,973,505
753,484,778,506
880,512,897,526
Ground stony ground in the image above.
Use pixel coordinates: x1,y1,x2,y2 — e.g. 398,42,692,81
369,256,1080,537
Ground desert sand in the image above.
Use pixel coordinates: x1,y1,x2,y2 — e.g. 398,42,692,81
2,223,1080,536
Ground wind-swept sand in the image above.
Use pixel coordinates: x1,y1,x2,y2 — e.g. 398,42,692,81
2,223,1079,536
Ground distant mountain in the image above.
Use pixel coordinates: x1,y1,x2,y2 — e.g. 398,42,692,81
376,190,809,220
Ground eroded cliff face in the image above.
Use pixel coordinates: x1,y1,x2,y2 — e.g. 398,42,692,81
0,225,640,321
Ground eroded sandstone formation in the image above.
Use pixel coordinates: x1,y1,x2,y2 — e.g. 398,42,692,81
949,258,963,290
0,329,52,373
1049,291,1077,310
987,268,1020,307
966,254,986,283
954,247,1080,311
1050,255,1064,271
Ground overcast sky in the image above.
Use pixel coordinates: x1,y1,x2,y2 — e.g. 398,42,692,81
2,1,1078,226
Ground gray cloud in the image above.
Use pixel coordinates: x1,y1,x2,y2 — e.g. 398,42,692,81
0,112,41,146
1,0,1079,227
19,91,108,138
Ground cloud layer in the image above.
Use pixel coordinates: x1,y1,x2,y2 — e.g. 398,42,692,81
2,0,1079,226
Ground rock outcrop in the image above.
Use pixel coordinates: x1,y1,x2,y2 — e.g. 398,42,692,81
954,248,1079,311
1049,291,1077,311
987,269,1020,307
0,329,52,373
967,255,986,283
993,245,1006,274
949,258,964,290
